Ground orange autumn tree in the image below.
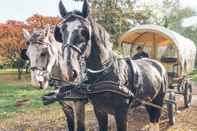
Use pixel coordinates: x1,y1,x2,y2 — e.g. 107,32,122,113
0,20,28,64
26,14,60,29
0,15,61,79
0,15,61,64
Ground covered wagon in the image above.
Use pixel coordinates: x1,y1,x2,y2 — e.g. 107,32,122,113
119,24,196,125
119,24,196,76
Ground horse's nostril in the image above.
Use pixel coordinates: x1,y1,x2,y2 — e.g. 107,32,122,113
38,81,43,89
71,70,78,80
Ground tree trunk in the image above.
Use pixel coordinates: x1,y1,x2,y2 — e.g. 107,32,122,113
16,58,25,80
18,67,22,80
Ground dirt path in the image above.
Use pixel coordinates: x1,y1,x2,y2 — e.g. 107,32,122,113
1,85,197,131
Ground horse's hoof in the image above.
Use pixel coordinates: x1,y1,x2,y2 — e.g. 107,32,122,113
140,124,150,131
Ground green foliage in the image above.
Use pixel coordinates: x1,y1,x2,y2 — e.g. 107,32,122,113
50,0,197,49
0,64,3,69
189,69,197,83
165,7,197,45
0,71,57,119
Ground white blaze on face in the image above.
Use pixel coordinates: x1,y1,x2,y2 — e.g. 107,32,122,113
27,44,48,86
27,44,41,68
63,20,82,61
61,19,83,81
64,20,82,44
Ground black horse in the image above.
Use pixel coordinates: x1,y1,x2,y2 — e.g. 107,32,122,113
54,0,168,131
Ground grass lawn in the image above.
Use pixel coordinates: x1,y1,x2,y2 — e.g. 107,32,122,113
189,69,197,83
0,68,197,120
0,70,59,119
0,69,197,130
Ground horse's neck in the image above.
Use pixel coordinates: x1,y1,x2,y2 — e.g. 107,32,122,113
86,23,112,70
86,39,111,70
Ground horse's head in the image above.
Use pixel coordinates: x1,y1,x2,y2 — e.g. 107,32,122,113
54,0,92,83
22,26,54,89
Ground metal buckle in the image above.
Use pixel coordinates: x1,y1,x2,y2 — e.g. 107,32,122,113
63,44,82,55
63,90,72,97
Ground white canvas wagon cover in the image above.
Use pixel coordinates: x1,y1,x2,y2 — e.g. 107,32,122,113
119,24,196,74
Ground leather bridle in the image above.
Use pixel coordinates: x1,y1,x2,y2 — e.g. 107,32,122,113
59,15,114,83
63,43,83,55
28,40,50,78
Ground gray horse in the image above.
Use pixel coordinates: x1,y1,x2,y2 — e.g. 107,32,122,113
53,0,168,131
22,26,86,131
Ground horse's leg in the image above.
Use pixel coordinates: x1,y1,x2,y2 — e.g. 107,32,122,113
73,100,86,131
146,93,164,131
94,108,108,131
115,109,128,131
146,106,161,131
59,101,74,131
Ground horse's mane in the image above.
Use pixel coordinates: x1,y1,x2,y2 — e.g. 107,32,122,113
88,16,113,50
29,26,55,43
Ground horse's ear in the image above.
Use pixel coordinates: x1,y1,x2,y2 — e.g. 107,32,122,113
22,29,31,41
82,0,90,18
54,26,63,43
20,48,29,60
59,0,67,18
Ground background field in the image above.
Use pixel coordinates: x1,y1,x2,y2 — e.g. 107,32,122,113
0,70,53,119
0,70,197,131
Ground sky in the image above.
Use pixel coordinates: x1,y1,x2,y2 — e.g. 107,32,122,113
181,0,197,9
0,0,82,22
0,0,197,23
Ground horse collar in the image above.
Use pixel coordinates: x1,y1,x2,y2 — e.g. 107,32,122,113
86,55,114,74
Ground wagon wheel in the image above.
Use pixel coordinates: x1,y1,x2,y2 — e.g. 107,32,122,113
168,92,176,125
184,82,192,108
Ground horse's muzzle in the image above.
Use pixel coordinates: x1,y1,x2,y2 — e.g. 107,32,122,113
63,69,79,82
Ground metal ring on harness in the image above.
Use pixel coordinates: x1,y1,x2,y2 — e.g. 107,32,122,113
86,53,114,74
86,59,114,74
29,40,49,46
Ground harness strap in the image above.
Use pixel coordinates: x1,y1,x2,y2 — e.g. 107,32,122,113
63,44,82,55
86,52,115,75
84,81,133,97
126,59,143,97
86,59,114,74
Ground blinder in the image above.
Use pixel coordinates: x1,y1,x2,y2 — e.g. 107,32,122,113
54,25,63,43
20,48,29,60
54,14,91,43
28,40,51,79
29,40,50,47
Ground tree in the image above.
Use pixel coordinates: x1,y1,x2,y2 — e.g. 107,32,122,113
0,15,61,79
26,14,60,29
0,15,61,64
0,20,28,64
73,0,182,47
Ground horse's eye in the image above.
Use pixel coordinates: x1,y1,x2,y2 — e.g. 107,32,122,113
81,29,89,39
81,29,87,36
26,41,30,45
40,52,47,57
62,24,67,31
